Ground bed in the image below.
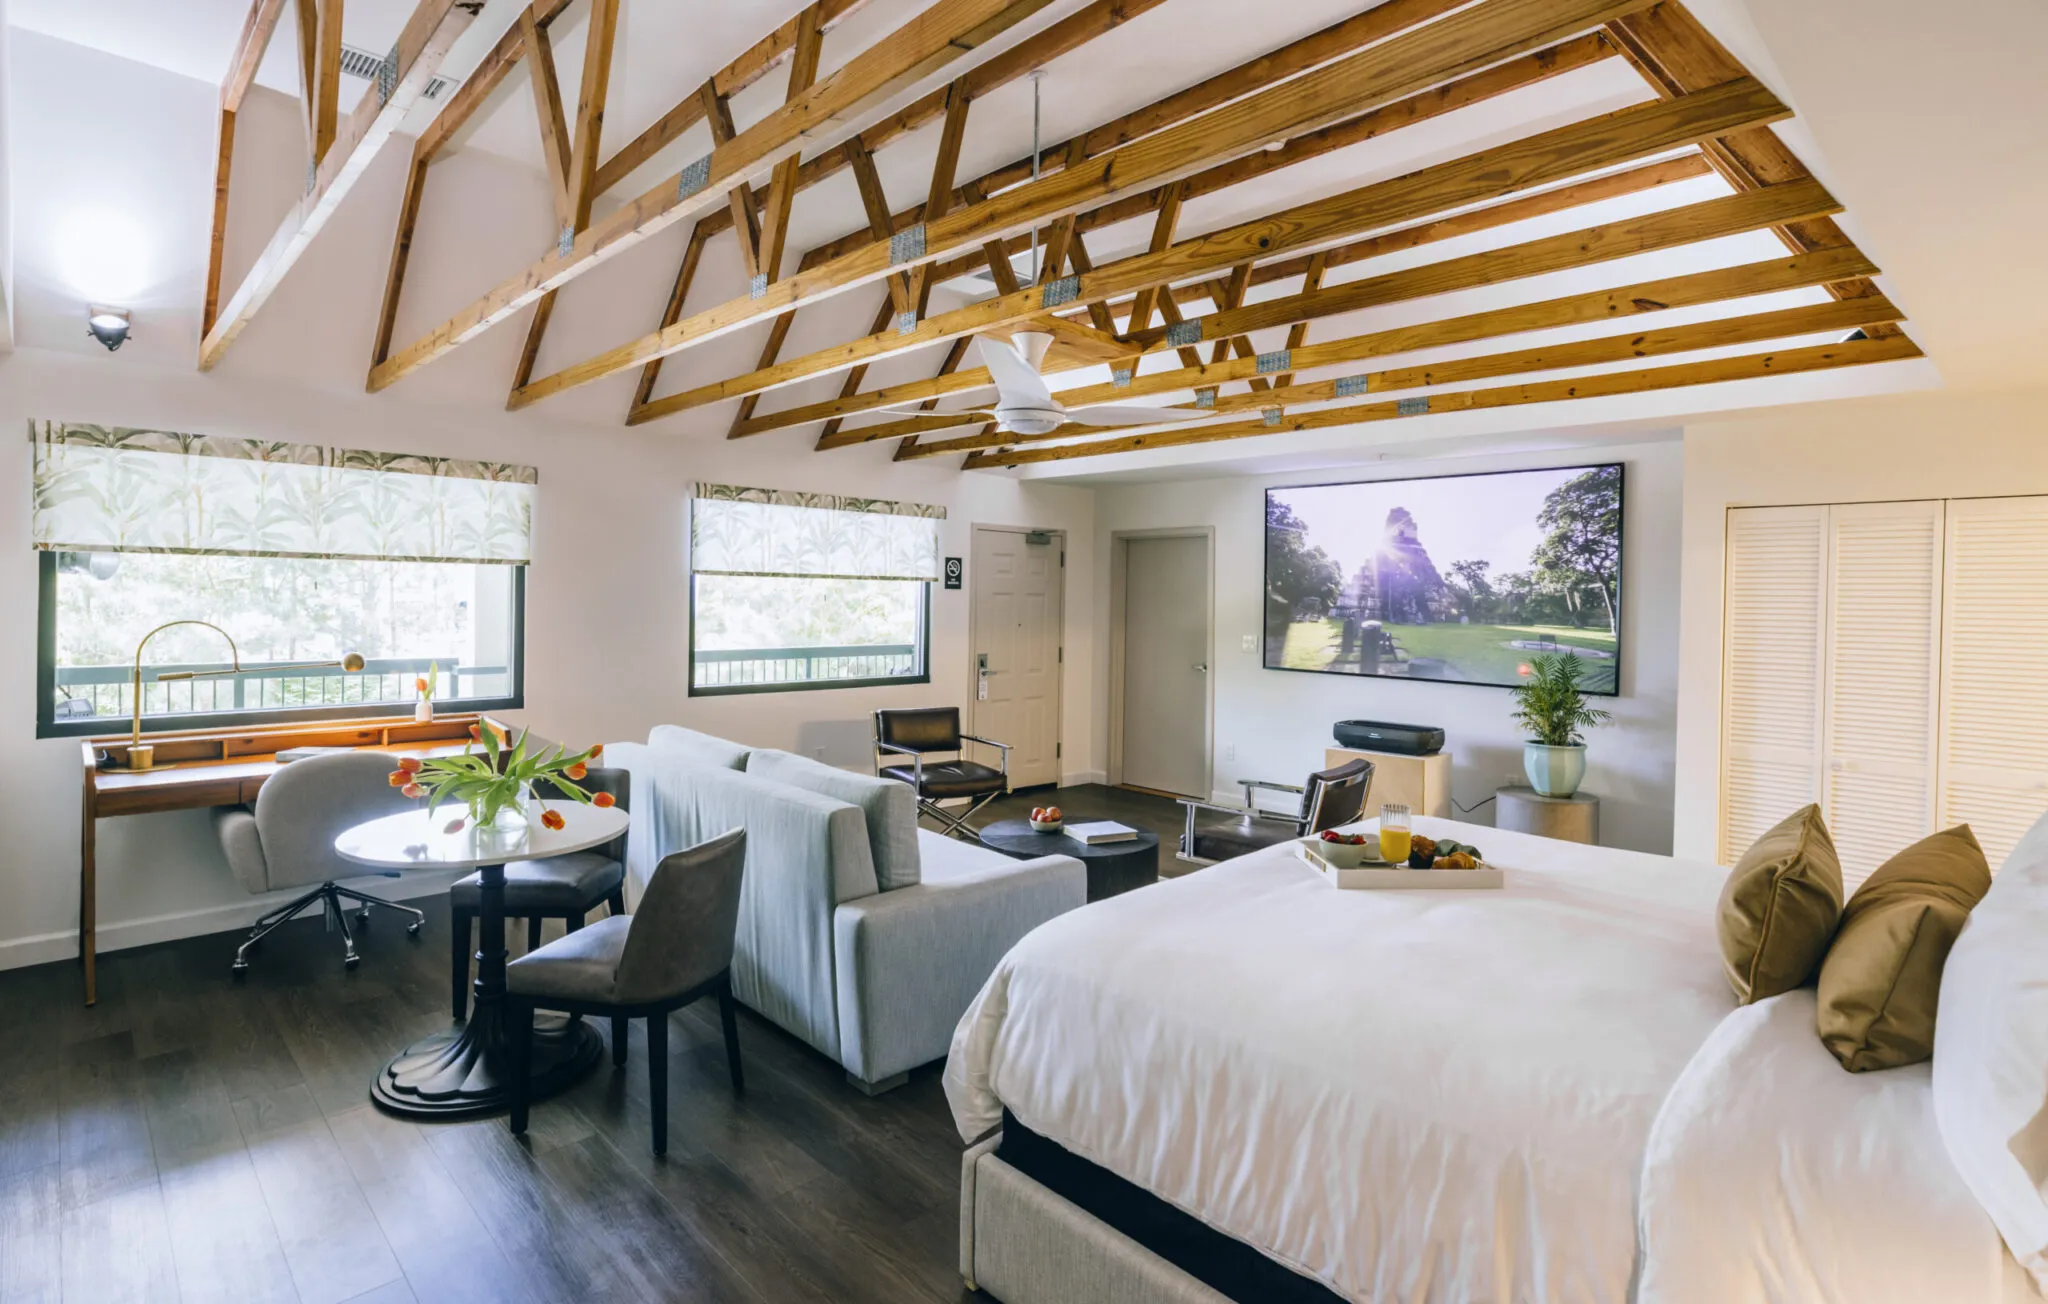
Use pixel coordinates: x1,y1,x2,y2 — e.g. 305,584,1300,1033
944,816,2033,1304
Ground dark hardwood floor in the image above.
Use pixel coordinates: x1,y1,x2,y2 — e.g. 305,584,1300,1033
0,783,1185,1304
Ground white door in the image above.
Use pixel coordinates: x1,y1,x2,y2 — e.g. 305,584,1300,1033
970,527,1064,789
1121,534,1211,798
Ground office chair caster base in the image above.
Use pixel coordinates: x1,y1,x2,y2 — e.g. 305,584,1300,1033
406,920,423,937
343,952,361,971
356,907,371,928
231,961,249,982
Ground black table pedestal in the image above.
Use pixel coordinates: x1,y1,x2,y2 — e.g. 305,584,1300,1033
978,820,1161,901
372,861,602,1120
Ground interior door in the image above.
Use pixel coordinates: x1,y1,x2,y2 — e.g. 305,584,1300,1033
1121,534,1211,798
970,527,1064,789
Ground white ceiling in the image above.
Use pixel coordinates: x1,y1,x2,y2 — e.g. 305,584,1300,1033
4,0,2038,481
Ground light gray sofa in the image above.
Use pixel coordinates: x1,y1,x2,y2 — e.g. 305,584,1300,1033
609,729,1085,1093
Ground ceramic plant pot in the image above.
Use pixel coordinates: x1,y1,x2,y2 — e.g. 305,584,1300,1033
1523,743,1587,798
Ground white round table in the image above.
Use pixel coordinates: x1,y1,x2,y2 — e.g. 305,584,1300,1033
337,801,630,1121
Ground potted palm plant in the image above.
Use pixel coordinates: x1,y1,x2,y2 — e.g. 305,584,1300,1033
1509,652,1612,798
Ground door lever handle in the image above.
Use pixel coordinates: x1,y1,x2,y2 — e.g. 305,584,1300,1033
1192,663,1208,673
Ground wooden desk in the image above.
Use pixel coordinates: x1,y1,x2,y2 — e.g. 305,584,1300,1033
77,714,500,1005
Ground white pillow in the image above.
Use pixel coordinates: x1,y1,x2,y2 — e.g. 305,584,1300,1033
1933,809,2048,1291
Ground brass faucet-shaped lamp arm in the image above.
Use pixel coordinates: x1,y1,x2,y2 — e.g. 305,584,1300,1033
123,622,366,770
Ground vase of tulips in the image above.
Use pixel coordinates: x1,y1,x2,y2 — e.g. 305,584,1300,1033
414,662,437,723
389,721,611,838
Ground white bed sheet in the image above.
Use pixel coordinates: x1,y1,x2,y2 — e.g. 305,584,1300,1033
1639,986,2036,1304
946,818,1735,1303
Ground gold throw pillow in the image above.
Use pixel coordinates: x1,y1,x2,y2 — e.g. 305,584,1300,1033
1717,804,1843,1004
1817,824,1990,1072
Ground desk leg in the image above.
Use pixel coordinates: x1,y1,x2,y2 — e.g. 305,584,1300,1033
370,862,600,1119
80,767,97,1007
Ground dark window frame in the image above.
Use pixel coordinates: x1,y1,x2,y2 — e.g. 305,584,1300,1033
35,552,526,739
687,573,933,698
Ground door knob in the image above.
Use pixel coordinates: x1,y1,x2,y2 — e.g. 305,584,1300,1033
1193,663,1208,673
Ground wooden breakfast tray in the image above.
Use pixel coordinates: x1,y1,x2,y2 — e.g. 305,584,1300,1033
1296,841,1504,890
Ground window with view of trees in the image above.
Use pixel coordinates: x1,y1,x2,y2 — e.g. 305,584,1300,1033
688,484,943,695
31,421,531,736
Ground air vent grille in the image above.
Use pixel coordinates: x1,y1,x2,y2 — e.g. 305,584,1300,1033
338,42,456,99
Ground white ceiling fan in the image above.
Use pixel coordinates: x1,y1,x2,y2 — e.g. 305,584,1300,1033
965,331,1209,436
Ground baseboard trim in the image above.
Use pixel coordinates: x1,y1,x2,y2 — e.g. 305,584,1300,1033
0,868,471,973
1062,770,1108,787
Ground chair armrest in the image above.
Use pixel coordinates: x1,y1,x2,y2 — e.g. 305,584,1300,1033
833,854,1086,1085
959,735,1010,777
1240,778,1307,820
1175,796,1295,821
876,740,924,785
213,806,268,894
1241,779,1305,795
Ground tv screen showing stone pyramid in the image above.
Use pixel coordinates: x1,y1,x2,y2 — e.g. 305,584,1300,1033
1264,464,1622,695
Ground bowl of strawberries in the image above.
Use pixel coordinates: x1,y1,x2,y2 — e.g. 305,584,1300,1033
1030,805,1064,833
1315,829,1376,867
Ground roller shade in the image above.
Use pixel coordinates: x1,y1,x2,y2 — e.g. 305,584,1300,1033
690,482,946,582
29,421,536,564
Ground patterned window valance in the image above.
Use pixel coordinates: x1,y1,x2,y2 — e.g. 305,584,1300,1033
30,422,537,565
690,482,946,582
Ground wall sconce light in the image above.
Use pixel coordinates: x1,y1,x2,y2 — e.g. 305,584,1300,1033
87,306,131,352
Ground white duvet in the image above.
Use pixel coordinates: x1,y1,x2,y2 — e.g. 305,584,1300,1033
945,817,2029,1304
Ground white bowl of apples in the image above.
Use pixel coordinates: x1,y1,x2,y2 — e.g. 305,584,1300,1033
1030,806,1064,834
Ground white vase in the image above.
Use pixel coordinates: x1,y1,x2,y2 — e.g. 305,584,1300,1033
1523,743,1587,798
414,699,433,723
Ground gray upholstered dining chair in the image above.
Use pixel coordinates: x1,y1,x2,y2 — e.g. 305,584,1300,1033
450,767,630,1020
508,826,747,1156
213,751,425,977
1176,757,1375,865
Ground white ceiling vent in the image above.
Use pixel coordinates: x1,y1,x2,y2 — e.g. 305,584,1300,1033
337,43,458,99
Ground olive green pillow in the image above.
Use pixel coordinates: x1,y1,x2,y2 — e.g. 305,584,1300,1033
1817,824,1990,1072
1718,804,1844,1004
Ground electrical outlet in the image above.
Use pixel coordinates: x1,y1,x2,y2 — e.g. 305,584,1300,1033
1240,633,1257,653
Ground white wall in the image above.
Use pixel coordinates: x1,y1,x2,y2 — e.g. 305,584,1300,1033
1091,439,1685,854
0,32,1099,969
1673,387,2048,862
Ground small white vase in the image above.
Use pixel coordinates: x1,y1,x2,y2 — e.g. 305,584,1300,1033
414,699,433,723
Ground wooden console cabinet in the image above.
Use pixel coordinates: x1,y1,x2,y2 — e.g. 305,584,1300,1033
1326,746,1452,819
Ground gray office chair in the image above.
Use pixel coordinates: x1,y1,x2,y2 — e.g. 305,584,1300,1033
214,751,425,978
509,827,747,1156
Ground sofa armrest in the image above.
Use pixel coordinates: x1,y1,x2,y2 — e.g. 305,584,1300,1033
833,855,1086,1086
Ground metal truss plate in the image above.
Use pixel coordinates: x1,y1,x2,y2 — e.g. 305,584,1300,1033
1397,397,1431,416
1334,375,1369,398
377,46,399,106
1111,369,1133,388
749,274,768,300
896,312,919,336
677,156,712,199
1256,349,1291,375
1165,320,1203,348
1262,409,1284,427
889,223,927,265
558,226,576,258
1038,276,1080,309
1195,389,1217,409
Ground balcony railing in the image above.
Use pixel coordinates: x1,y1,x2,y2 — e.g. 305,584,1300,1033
53,657,510,722
692,644,919,689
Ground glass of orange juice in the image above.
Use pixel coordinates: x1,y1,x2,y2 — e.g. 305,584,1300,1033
1378,804,1412,865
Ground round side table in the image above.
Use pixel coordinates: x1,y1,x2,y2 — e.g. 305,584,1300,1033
1495,786,1600,845
978,820,1160,901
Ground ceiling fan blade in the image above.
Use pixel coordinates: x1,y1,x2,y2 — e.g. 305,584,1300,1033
977,334,1056,408
1066,404,1209,426
869,399,998,418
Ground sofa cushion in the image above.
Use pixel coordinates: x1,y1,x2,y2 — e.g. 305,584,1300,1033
451,852,623,914
915,828,1016,884
646,724,749,770
748,750,921,890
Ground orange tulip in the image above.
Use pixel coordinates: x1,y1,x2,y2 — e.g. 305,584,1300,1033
397,756,422,774
414,677,428,694
589,743,604,758
469,723,482,740
402,783,424,799
443,818,466,834
541,809,565,831
387,770,409,787
565,762,588,781
592,791,616,809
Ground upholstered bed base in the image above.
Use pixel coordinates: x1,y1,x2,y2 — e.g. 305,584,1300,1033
960,1134,1233,1304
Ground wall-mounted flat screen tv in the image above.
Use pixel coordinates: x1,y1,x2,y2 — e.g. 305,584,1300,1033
1264,464,1622,695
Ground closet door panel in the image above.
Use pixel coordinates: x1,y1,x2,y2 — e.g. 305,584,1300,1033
1721,506,1828,863
1939,497,2048,869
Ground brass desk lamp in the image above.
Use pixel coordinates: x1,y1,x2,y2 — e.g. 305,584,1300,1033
126,620,365,770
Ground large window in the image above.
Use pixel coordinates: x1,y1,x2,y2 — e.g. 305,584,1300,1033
688,483,942,695
31,422,531,737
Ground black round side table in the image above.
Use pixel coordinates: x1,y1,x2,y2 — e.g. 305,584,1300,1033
978,820,1160,902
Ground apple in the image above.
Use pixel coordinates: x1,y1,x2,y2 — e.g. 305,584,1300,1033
1045,806,1062,821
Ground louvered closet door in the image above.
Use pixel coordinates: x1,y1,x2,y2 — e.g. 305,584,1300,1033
1721,507,1828,864
1821,501,1945,891
1939,497,2048,869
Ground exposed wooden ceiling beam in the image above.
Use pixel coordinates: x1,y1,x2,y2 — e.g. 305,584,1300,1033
222,0,288,112
742,154,1714,438
207,0,290,339
907,295,1898,456
962,334,1923,467
311,0,345,162
521,0,1660,412
589,0,874,198
626,76,1789,424
367,0,1063,393
631,221,713,410
855,242,1877,452
521,10,573,224
201,0,477,370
